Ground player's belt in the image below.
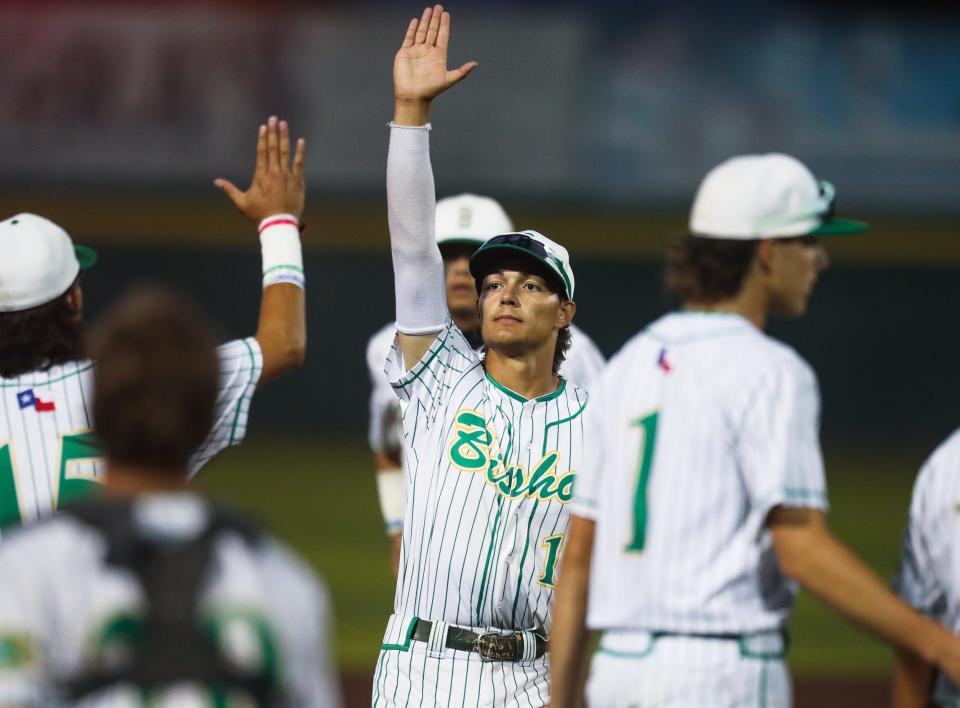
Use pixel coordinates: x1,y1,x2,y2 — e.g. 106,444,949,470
411,620,548,661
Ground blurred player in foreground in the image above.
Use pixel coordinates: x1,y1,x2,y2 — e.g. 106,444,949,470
366,194,604,574
0,287,340,706
373,6,586,705
550,154,960,707
893,431,960,707
0,116,306,536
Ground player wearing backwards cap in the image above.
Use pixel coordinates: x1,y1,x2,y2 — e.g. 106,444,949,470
0,116,307,537
550,153,960,707
372,6,586,705
367,193,605,575
892,431,960,707
0,287,339,706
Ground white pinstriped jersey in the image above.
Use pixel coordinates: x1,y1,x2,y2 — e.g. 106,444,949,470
385,322,587,633
366,322,604,456
572,311,827,634
0,494,340,707
895,429,960,706
0,338,262,537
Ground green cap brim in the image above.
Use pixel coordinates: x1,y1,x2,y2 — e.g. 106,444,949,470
74,244,98,270
810,218,869,237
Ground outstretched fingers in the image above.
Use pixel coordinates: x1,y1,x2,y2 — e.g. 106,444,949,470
292,138,305,179
266,115,279,171
279,120,291,170
255,124,267,174
401,17,418,48
425,4,443,46
414,6,431,44
437,9,452,51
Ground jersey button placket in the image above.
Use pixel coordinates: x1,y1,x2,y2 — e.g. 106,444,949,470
523,400,536,450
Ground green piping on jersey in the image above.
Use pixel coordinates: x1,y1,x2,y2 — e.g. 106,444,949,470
392,330,452,392
595,632,656,658
228,339,258,446
0,362,93,388
381,616,420,651
542,400,587,452
783,487,827,502
739,635,787,660
755,486,828,511
484,372,567,404
261,264,304,277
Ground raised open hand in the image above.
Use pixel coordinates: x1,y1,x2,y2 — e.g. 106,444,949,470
214,116,306,224
394,5,477,107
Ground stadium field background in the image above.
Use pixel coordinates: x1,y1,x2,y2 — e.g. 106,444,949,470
195,433,920,680
61,201,958,687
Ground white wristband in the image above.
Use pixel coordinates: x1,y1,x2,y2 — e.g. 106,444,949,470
258,213,304,290
376,468,407,535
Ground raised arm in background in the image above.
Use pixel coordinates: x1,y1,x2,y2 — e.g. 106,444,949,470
215,116,307,388
388,5,477,369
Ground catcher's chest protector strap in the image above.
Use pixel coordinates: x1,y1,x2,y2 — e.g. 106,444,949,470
60,498,278,706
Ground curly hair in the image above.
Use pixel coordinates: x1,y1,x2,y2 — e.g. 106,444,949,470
0,289,85,378
664,235,760,304
553,324,572,376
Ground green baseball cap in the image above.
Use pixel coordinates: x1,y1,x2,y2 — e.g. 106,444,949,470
469,230,575,299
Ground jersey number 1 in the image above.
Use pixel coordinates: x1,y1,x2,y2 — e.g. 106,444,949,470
0,433,104,527
626,412,659,552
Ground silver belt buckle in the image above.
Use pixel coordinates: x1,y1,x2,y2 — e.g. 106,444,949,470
475,630,521,661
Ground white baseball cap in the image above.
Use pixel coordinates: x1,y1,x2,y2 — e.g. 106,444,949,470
689,153,868,240
470,229,575,299
435,193,514,247
0,213,97,312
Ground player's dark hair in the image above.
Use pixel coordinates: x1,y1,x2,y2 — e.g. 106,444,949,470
91,287,219,475
553,325,571,376
665,235,760,304
0,286,85,378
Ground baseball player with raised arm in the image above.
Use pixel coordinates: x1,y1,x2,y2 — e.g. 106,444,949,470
892,431,960,707
0,287,340,707
367,194,604,574
549,154,960,707
372,6,587,705
0,116,307,536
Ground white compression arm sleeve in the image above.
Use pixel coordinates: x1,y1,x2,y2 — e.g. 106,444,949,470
387,123,448,335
